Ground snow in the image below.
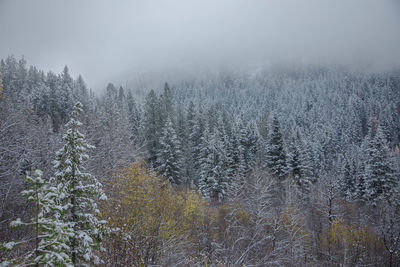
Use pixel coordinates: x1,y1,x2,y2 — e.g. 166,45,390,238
2,241,16,250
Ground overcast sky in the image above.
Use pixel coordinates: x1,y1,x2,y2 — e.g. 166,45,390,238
1,0,400,89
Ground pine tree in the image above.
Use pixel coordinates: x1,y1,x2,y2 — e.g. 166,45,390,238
185,101,197,184
190,106,205,183
143,90,162,168
53,102,107,265
265,115,287,178
287,131,302,181
156,117,182,184
0,67,3,100
287,129,314,194
198,125,230,201
58,66,74,123
126,90,142,142
340,157,357,200
2,170,73,266
74,75,89,112
363,124,397,205
160,82,174,122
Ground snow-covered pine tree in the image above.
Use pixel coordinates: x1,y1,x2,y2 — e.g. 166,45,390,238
2,170,73,266
340,157,357,200
287,129,314,195
0,67,3,100
198,124,230,201
287,129,302,182
143,89,162,168
363,124,398,205
237,119,248,177
156,117,183,184
198,124,214,198
265,115,287,178
58,66,74,123
126,90,142,142
73,75,90,113
53,102,107,265
190,105,206,183
185,101,197,185
226,122,240,180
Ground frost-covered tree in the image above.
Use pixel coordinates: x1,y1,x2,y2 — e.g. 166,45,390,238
363,124,398,205
53,102,107,265
156,117,182,184
58,66,74,124
126,90,142,142
265,115,287,178
198,125,230,201
340,157,357,200
0,68,3,100
287,129,314,195
143,90,162,168
190,105,206,182
2,170,73,266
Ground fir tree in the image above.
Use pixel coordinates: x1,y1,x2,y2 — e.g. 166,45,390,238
363,124,397,205
198,125,230,201
156,117,182,184
2,170,73,266
340,157,357,200
265,115,287,178
0,67,3,100
287,129,314,194
143,90,162,168
53,102,107,265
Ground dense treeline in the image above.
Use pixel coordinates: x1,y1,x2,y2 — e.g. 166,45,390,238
1,56,400,265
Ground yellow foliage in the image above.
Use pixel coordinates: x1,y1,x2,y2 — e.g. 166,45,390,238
101,161,211,266
320,219,384,265
280,206,310,243
324,220,381,249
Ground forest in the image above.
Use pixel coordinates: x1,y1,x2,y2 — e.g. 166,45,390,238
0,56,400,266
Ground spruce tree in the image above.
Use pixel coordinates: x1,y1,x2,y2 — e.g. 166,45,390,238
198,125,229,201
0,68,3,100
265,115,287,178
53,102,107,265
363,124,397,205
2,170,73,266
143,90,162,168
156,117,182,184
287,129,314,194
340,157,357,200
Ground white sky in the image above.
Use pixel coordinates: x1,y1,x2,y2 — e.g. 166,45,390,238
1,0,399,89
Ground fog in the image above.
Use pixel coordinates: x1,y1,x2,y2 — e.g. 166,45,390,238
1,0,400,89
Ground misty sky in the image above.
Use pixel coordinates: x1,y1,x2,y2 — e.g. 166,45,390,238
1,0,400,89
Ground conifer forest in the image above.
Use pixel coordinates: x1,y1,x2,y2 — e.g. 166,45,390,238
1,1,400,266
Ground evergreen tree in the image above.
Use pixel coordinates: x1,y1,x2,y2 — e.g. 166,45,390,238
287,129,314,194
287,130,302,181
2,170,73,266
226,125,240,180
156,117,182,184
363,124,398,205
190,105,205,183
159,82,174,126
198,125,230,201
265,115,287,178
53,102,107,265
0,68,3,100
185,101,197,183
74,75,89,112
126,90,142,142
58,66,74,123
143,90,162,168
340,157,357,200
